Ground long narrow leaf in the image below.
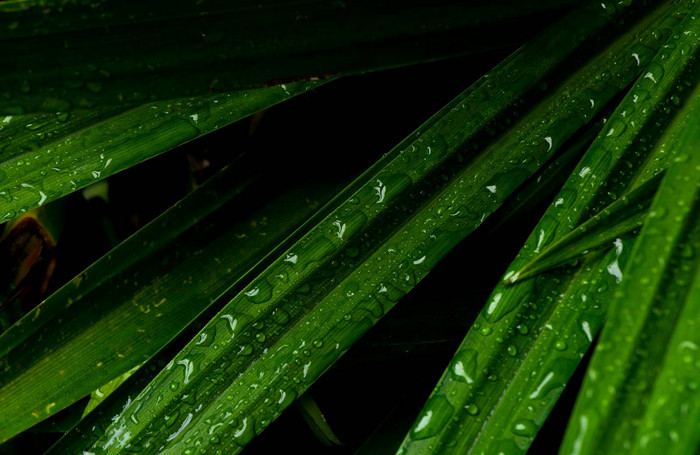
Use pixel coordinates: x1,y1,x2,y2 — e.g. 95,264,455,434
559,96,700,455
0,0,581,114
398,2,699,453
0,148,346,441
505,172,663,284
75,2,686,453
0,81,322,224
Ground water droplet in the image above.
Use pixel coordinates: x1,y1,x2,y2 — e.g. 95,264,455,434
164,409,180,426
604,118,626,138
451,348,477,384
271,308,290,325
243,280,272,304
412,395,454,440
512,419,537,437
25,121,47,131
238,344,253,356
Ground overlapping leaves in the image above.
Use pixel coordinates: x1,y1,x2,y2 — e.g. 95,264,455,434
0,0,698,454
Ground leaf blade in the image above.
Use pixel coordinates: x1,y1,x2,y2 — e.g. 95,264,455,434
75,1,684,452
398,2,700,453
559,91,700,455
505,171,663,284
0,81,323,225
0,0,580,115
0,144,347,441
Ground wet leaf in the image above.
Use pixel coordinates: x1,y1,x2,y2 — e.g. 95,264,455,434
68,1,681,452
505,172,663,284
0,148,347,441
399,2,700,453
559,99,700,455
0,81,323,225
0,0,581,114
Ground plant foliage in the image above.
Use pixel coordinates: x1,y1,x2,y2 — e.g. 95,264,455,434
0,0,698,454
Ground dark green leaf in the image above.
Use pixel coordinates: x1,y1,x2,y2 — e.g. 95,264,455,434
0,0,580,114
72,1,680,452
505,172,663,284
559,95,700,455
0,81,323,224
296,393,343,447
0,148,346,441
398,2,699,453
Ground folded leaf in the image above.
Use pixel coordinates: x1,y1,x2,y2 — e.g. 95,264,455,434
559,98,700,455
398,1,699,453
296,392,343,447
505,172,663,284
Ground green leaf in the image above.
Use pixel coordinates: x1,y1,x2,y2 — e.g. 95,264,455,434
45,334,186,454
0,81,323,225
398,1,699,453
26,397,90,435
82,364,142,418
485,113,606,237
559,101,700,454
296,392,343,447
505,171,663,284
70,1,683,453
0,146,347,441
0,0,580,114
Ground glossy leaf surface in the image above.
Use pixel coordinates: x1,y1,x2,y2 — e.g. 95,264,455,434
399,2,699,453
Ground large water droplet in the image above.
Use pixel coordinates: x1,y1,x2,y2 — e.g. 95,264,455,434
411,394,454,440
512,419,537,437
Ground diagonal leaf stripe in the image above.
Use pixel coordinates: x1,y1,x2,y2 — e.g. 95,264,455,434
505,171,663,284
559,95,700,455
0,0,581,115
0,81,323,225
72,1,691,453
398,1,699,453
0,145,348,441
